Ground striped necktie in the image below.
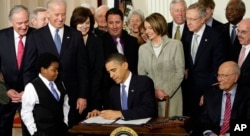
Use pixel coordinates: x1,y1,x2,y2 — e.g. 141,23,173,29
220,93,231,135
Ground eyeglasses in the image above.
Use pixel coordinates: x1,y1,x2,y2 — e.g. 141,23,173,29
186,17,201,22
216,73,235,79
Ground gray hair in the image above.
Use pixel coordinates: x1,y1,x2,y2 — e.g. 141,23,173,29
47,0,67,10
127,9,144,23
170,0,187,11
95,5,109,18
9,5,29,21
30,7,47,20
187,2,206,18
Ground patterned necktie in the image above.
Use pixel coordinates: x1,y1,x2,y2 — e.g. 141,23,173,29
17,35,24,69
191,34,199,62
238,47,246,68
49,82,59,101
174,25,181,40
220,93,231,135
231,25,237,44
121,84,127,110
116,37,124,54
54,29,61,53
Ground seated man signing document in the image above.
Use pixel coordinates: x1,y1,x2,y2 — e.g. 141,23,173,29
87,53,157,120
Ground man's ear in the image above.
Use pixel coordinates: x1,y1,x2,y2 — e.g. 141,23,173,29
123,62,129,70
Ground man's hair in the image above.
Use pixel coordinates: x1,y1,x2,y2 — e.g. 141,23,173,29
37,53,59,72
170,0,187,11
144,13,168,36
105,8,124,21
30,7,47,20
9,5,29,21
227,0,246,13
198,0,215,9
187,2,206,18
105,53,127,65
47,0,67,10
95,5,109,18
70,7,95,34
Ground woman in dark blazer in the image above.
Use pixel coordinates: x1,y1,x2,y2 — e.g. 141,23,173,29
70,7,105,115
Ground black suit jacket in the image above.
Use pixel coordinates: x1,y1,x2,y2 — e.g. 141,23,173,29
238,49,250,88
167,21,192,44
201,85,250,135
23,25,88,102
0,27,34,92
183,25,226,102
85,33,104,110
211,18,223,28
216,23,241,61
109,74,157,120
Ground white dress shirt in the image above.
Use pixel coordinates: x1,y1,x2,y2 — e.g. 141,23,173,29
21,74,69,135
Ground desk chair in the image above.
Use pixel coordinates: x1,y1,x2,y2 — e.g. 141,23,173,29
110,126,138,136
157,96,170,118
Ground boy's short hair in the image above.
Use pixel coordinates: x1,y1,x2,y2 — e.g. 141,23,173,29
37,53,59,72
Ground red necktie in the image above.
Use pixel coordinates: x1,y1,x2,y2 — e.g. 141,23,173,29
17,35,24,69
220,93,231,135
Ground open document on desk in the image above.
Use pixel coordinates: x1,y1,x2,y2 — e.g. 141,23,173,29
81,116,151,125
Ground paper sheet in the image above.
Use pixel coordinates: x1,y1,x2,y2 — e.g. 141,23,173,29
82,116,115,124
115,117,151,125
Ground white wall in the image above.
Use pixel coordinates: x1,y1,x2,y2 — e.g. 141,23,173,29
132,0,250,23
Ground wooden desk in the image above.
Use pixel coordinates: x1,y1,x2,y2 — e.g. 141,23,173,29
68,118,189,136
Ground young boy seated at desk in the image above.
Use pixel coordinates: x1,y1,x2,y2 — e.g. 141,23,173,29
87,53,157,120
21,53,69,136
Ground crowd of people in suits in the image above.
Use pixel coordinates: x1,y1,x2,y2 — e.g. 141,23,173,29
0,0,250,135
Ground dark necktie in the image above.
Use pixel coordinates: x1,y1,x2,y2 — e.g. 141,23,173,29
49,82,59,101
220,93,231,135
121,84,127,110
17,35,24,69
231,25,237,44
54,29,61,53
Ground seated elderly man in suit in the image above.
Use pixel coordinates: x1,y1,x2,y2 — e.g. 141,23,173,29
87,53,157,120
201,61,250,136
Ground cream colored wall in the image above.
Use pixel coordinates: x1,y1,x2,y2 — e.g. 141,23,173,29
0,0,249,29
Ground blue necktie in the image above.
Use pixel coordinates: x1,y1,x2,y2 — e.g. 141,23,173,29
54,29,61,53
231,25,237,44
121,84,127,110
49,82,59,101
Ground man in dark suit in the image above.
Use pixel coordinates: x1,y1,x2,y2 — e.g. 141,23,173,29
87,53,157,120
237,18,250,89
168,0,191,41
100,8,139,109
216,0,245,61
0,5,34,136
184,3,225,118
201,61,250,136
23,0,88,128
198,0,222,28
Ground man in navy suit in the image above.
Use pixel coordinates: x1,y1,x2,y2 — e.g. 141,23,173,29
201,61,250,136
23,0,88,128
237,18,250,89
100,8,139,109
216,0,245,61
0,5,34,136
183,3,225,119
87,53,157,120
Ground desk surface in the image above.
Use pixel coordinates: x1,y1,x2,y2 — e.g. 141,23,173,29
69,118,189,136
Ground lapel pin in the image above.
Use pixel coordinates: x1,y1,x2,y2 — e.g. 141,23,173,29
205,39,207,42
67,36,70,39
131,90,134,93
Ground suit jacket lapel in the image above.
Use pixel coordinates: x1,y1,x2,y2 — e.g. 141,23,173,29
240,51,250,71
194,26,209,63
128,74,136,109
7,28,18,70
61,25,72,56
215,91,223,124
